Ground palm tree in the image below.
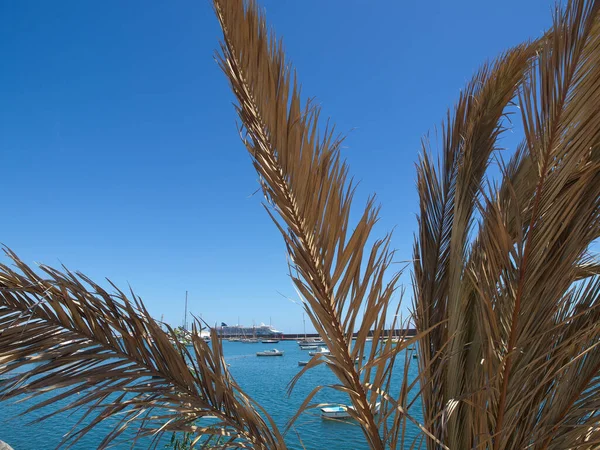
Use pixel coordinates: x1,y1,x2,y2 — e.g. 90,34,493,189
1,0,599,448
413,1,600,447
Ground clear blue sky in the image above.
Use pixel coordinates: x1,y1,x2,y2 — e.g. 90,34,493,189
1,1,552,333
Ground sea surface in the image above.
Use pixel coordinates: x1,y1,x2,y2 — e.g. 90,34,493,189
0,340,422,449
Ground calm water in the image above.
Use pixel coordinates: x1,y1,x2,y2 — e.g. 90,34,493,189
0,341,422,449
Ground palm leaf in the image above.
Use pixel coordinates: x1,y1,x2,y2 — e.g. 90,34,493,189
414,0,600,448
413,39,539,450
212,0,431,447
0,249,285,449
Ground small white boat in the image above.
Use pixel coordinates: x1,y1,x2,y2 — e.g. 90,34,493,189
320,402,380,420
261,339,280,344
298,338,325,346
298,361,308,366
256,348,284,357
320,405,352,419
308,347,330,357
299,345,318,351
241,338,259,343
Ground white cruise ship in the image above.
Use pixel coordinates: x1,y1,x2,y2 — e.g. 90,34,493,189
216,322,283,338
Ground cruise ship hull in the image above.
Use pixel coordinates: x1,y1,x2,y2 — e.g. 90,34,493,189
216,324,282,338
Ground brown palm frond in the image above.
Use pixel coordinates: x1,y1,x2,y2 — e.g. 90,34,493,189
212,0,428,447
414,0,600,448
490,0,600,446
0,249,285,449
3,0,599,449
413,39,539,450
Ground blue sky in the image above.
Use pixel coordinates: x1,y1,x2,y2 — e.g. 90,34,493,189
1,1,553,333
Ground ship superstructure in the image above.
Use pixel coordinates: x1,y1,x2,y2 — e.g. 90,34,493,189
217,323,283,338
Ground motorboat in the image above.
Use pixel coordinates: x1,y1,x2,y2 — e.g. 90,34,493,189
298,361,308,366
299,341,325,347
256,348,284,357
320,402,380,420
298,338,325,346
320,405,353,419
261,339,280,344
308,347,330,357
299,345,318,351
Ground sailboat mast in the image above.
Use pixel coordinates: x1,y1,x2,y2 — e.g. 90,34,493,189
303,312,306,339
183,291,188,331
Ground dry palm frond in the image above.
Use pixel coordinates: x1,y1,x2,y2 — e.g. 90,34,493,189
413,41,540,450
3,1,599,449
0,249,285,449
414,0,600,448
212,0,432,448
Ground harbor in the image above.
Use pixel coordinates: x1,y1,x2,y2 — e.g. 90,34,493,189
210,318,416,341
0,340,422,450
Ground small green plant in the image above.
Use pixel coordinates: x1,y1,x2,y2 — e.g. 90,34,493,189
166,433,193,450
166,432,229,449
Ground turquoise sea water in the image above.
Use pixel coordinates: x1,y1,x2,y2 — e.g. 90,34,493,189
0,340,422,449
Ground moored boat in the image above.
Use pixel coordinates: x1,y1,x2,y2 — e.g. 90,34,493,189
298,338,325,346
308,347,330,357
320,405,352,419
299,345,317,351
320,402,380,420
297,314,324,347
261,339,279,344
256,348,284,357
